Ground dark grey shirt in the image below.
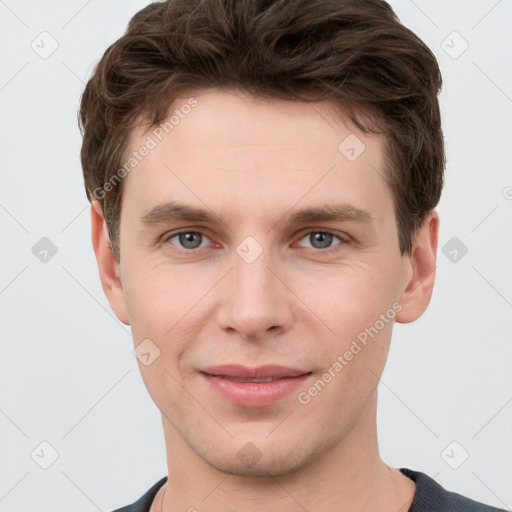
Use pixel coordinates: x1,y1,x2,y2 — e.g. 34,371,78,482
111,467,508,511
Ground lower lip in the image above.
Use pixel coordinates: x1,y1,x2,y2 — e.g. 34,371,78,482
201,372,313,407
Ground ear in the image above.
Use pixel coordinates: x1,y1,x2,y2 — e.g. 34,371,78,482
90,201,130,325
395,210,439,324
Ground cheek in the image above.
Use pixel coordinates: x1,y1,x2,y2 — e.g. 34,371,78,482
294,274,397,422
302,264,398,336
122,260,194,329
300,269,400,405
122,263,208,379
123,269,194,408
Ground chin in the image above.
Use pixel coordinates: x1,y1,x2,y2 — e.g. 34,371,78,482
196,435,320,479
207,452,308,478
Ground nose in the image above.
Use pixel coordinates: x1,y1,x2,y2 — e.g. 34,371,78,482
215,246,294,341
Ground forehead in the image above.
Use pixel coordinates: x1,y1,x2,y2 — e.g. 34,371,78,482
121,88,392,226
129,88,382,157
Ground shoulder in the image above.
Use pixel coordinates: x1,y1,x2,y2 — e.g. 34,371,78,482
110,476,167,512
400,468,508,512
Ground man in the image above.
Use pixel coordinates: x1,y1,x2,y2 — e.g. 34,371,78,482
78,0,507,511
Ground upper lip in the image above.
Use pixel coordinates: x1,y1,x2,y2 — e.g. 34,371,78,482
201,364,310,379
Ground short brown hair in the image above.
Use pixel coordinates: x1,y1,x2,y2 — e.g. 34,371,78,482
79,0,445,261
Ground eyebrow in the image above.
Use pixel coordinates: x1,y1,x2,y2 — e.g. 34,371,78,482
140,201,374,229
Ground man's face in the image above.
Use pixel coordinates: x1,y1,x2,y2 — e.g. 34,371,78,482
109,88,414,476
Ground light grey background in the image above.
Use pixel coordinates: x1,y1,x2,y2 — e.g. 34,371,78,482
1,1,511,511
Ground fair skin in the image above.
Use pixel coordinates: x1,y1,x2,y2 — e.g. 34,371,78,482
91,88,438,512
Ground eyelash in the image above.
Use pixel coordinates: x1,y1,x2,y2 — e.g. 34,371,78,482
162,229,349,253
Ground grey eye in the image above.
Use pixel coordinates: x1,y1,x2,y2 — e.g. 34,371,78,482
168,231,207,250
297,231,341,250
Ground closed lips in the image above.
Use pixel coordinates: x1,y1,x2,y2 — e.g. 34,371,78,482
206,375,306,383
201,364,312,380
201,365,314,406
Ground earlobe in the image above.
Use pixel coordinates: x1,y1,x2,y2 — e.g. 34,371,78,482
395,210,439,324
90,201,130,325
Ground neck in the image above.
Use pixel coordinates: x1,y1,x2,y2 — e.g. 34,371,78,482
156,391,415,512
